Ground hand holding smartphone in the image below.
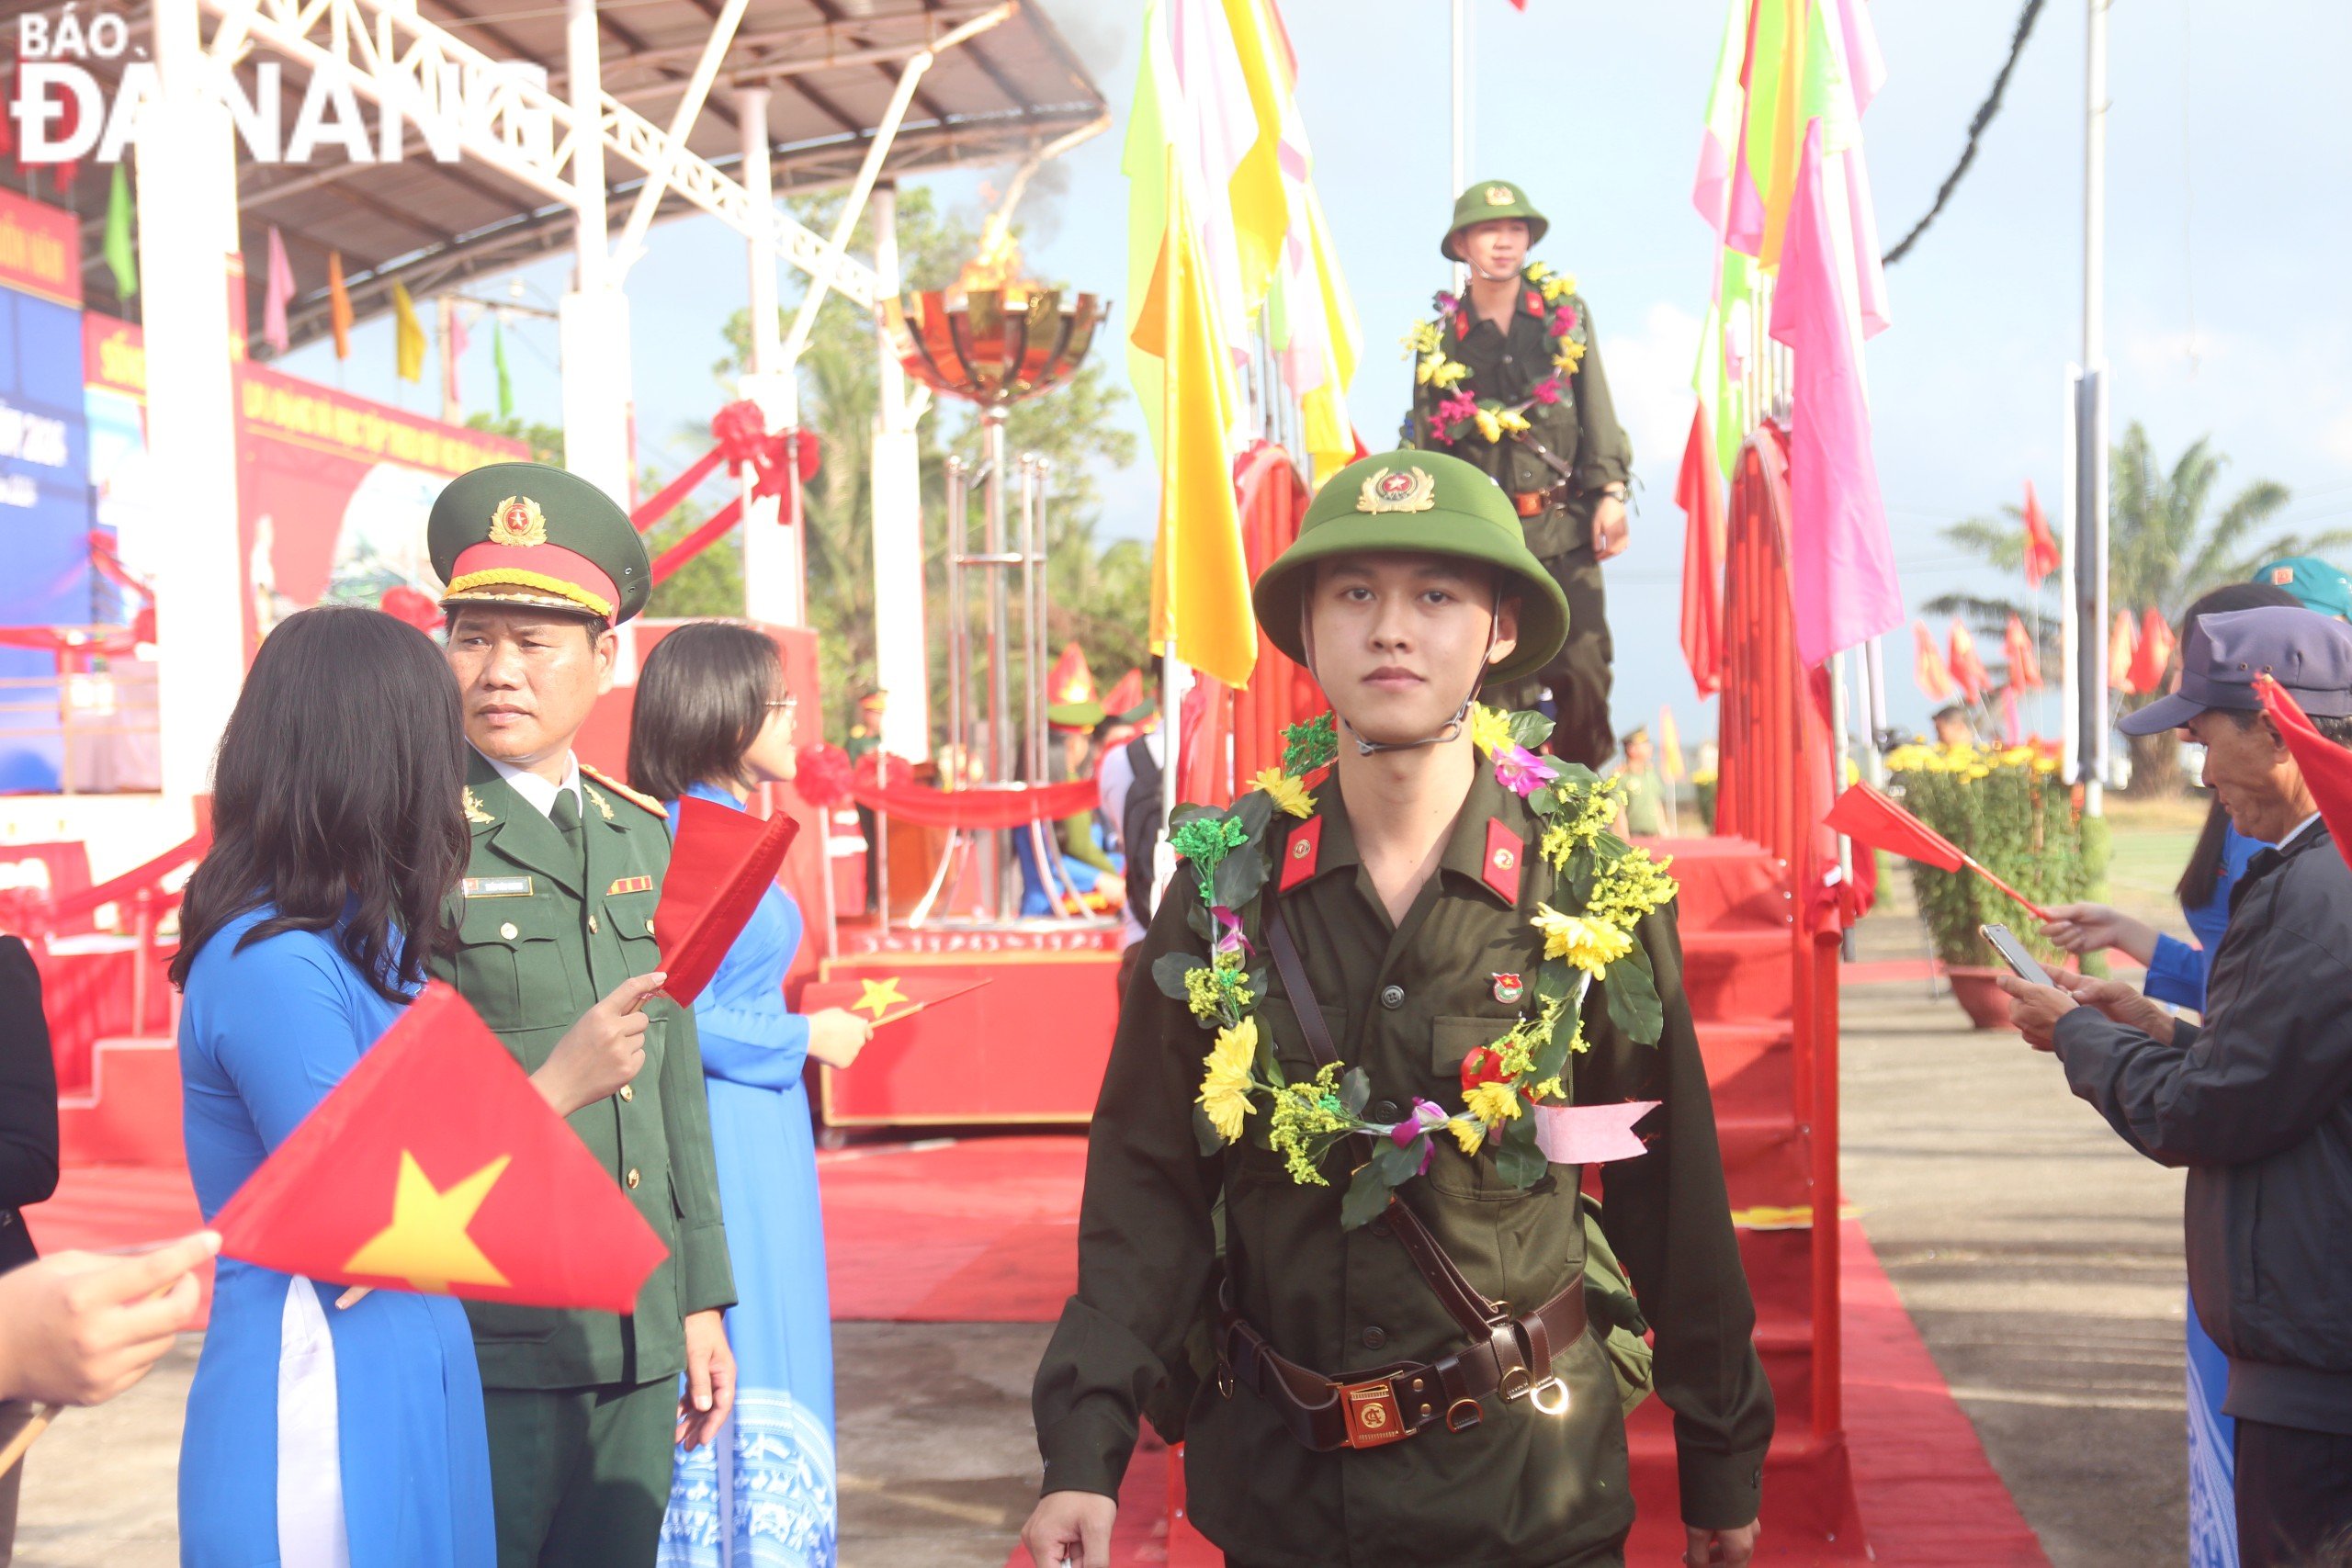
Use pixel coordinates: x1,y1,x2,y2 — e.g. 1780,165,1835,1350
1980,922,2054,987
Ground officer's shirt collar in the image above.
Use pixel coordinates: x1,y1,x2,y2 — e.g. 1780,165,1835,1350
1296,759,1522,910
476,746,582,822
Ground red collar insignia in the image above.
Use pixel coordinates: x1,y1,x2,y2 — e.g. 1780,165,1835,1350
1482,818,1523,904
1280,817,1324,894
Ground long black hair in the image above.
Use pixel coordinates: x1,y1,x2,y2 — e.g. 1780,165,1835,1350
2173,581,2301,910
169,605,470,1001
627,622,786,801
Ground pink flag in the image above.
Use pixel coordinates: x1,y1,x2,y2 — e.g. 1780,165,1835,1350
1533,1100,1658,1166
1770,121,1902,668
262,226,294,355
446,302,470,410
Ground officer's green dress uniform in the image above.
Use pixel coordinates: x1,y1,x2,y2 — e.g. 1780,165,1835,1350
1032,455,1771,1568
425,463,736,1568
1411,180,1633,768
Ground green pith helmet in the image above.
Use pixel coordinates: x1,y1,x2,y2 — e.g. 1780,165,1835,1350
1442,179,1549,262
429,461,651,625
1046,700,1107,733
1251,451,1569,688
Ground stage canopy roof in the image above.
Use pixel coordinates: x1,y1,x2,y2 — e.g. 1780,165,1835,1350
0,0,1104,353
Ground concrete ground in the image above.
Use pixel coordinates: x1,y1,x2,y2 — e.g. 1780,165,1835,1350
12,912,2194,1567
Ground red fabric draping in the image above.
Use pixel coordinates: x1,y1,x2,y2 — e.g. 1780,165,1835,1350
1179,673,1230,808
845,775,1100,829
1231,443,1317,784
631,400,823,574
1675,406,1724,697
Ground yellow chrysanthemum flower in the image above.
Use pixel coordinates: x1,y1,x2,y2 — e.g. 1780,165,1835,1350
1403,321,1441,355
1522,260,1551,283
1532,902,1635,975
1249,767,1316,819
1497,408,1532,434
1474,407,1503,443
1431,359,1469,389
1197,1020,1259,1144
1449,1117,1487,1156
1469,703,1515,758
1464,1080,1522,1126
1416,350,1442,386
1553,340,1587,372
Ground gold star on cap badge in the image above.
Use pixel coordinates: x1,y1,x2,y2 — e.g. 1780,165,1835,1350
344,1150,512,1293
487,494,548,548
854,976,910,1020
1484,185,1515,206
1356,466,1436,515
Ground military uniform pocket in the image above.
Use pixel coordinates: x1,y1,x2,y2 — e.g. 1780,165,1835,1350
1257,995,1347,1079
454,898,571,1032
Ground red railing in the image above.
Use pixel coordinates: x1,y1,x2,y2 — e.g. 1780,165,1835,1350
1713,422,1847,1451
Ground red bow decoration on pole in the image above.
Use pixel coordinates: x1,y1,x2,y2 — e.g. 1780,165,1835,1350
634,402,824,585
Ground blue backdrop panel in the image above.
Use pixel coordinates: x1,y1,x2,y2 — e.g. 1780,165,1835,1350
0,282,92,628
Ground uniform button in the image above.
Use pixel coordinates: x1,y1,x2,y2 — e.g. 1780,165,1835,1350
618,1084,634,1102
1379,984,1406,1010
625,1168,641,1189
1362,1325,1387,1350
499,921,519,942
644,919,656,937
588,914,599,934
1368,1100,1400,1123
1367,1217,1392,1239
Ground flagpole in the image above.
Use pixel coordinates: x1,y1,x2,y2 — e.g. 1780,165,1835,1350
1449,0,1466,292
2075,0,2111,818
1156,144,1184,907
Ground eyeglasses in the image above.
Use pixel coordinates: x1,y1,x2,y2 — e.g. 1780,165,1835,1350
766,696,798,714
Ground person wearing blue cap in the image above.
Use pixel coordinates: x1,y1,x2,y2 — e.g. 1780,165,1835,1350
2004,604,2352,1567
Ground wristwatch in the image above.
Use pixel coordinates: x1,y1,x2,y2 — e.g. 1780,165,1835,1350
1600,483,1630,504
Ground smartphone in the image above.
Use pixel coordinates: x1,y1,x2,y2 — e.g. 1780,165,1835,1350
1979,922,2053,987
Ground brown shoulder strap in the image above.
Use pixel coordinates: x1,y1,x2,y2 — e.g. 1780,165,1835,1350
1262,894,1509,1340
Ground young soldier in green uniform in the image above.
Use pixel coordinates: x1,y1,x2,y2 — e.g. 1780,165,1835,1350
425,463,738,1568
1408,180,1633,769
1023,452,1770,1568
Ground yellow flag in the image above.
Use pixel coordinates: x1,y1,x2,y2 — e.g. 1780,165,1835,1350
1148,175,1254,690
1657,705,1686,783
1219,0,1290,313
392,282,426,383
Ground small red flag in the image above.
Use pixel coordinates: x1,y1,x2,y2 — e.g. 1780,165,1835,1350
2109,610,2141,694
1676,406,1724,697
2256,675,2352,875
658,796,800,1007
798,974,991,1031
1913,620,1957,704
1824,782,2049,919
211,983,667,1311
2128,606,2177,694
2004,614,2042,691
2020,480,2061,589
1950,619,1991,704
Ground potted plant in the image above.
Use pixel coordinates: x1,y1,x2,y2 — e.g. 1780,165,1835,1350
1881,741,2091,1028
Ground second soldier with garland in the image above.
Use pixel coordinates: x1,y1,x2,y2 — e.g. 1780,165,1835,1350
1408,178,1634,769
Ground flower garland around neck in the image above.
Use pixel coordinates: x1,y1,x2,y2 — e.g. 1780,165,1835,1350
1406,260,1589,447
1162,704,1678,1230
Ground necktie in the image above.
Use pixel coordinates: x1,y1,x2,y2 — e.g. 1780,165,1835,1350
550,788,584,874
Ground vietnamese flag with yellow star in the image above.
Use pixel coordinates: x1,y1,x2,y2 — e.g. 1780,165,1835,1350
210,982,667,1313
799,974,992,1031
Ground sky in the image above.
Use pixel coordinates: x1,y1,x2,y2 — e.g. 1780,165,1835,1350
284,0,2352,749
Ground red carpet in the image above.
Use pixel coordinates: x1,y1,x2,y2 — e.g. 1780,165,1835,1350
818,1134,1086,1321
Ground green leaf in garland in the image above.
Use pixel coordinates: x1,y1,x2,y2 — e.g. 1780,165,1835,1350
1603,938,1665,1045
1193,1102,1226,1157
1533,955,1575,1008
1505,710,1555,751
1253,1021,1285,1087
1340,1066,1371,1117
1529,784,1560,816
1340,1161,1397,1229
1495,1124,1547,1188
1212,843,1269,912
1369,1134,1424,1186
1153,951,1200,1004
1231,789,1277,841
1552,761,1600,790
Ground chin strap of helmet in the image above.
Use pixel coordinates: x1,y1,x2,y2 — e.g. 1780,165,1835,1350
1326,573,1509,757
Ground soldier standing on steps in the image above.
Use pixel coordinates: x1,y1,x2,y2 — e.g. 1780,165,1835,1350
1408,179,1634,770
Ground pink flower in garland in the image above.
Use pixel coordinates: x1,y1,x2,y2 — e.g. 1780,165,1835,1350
1433,290,1460,315
1212,905,1251,957
1387,1099,1450,1174
1435,390,1478,428
1494,743,1559,797
1530,375,1564,406
1553,304,1580,336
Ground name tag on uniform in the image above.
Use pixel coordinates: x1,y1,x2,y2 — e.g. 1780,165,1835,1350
606,874,654,896
461,876,535,898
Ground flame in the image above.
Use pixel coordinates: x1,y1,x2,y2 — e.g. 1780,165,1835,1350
956,224,1033,307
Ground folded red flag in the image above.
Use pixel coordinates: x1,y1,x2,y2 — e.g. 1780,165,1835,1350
212,982,666,1312
657,796,800,1006
2256,675,2352,875
1823,781,2050,920
798,974,992,1031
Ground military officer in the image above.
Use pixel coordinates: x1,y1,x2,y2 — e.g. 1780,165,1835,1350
425,462,738,1567
1409,179,1634,768
1023,453,1770,1568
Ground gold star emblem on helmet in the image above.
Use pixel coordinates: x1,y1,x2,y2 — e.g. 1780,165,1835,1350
1356,465,1436,515
1484,185,1515,206
487,494,548,548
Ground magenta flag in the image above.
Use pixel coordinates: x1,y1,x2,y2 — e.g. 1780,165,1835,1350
262,226,294,355
1770,121,1902,668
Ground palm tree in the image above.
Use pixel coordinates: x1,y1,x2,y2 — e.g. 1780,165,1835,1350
1928,422,2351,792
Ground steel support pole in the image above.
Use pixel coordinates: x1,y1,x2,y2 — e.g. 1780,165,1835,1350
737,86,804,626
869,181,932,760
144,0,243,805
2076,0,2110,811
559,0,633,503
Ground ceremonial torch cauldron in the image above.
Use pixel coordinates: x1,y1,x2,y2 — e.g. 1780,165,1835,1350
880,260,1107,923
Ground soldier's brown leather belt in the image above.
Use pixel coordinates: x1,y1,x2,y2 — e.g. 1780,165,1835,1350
1216,1269,1588,1451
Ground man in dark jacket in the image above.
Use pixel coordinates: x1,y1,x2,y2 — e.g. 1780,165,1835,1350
2003,605,2352,1568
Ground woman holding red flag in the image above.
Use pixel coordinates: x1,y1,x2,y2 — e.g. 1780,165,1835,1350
630,623,872,1568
